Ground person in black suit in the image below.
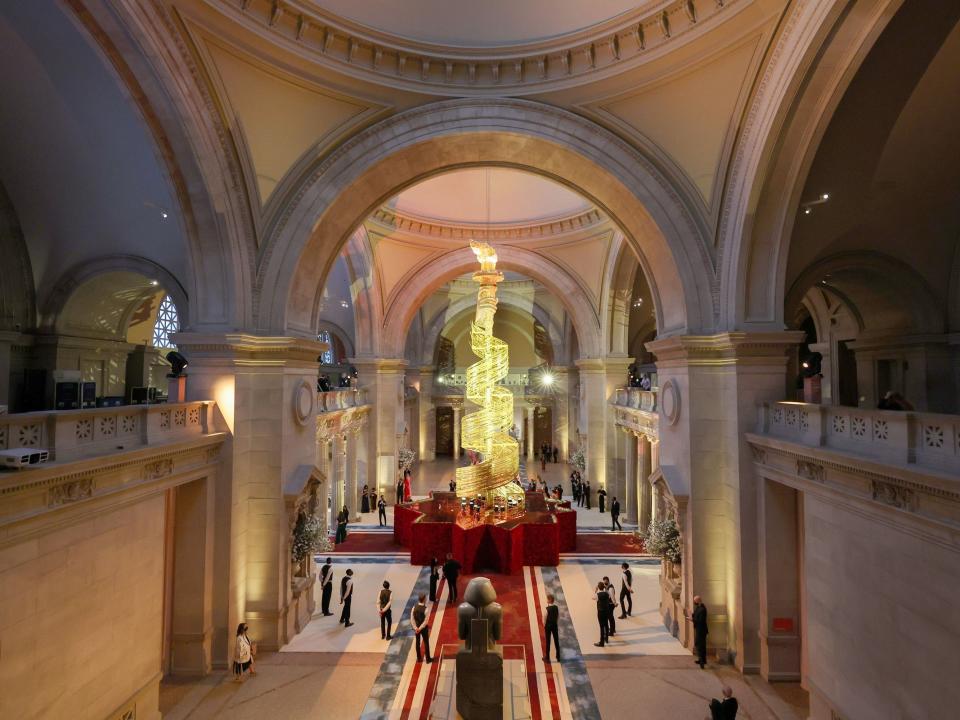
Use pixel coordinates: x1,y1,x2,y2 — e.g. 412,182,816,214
610,497,622,531
396,477,404,505
442,553,462,602
593,581,611,647
618,562,633,618
709,686,738,719
319,557,334,616
411,593,433,663
598,486,607,513
585,481,592,509
339,568,354,627
543,593,560,662
378,495,388,526
689,595,708,668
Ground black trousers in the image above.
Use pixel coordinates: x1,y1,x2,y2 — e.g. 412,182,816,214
608,606,616,635
695,633,707,665
612,514,622,531
544,624,560,659
619,587,632,616
599,497,605,513
340,597,352,624
429,575,438,602
379,508,387,526
416,627,432,661
597,611,609,645
446,576,458,602
321,583,333,614
380,609,393,638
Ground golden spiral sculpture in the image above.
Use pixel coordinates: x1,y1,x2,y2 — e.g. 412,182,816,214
455,241,524,502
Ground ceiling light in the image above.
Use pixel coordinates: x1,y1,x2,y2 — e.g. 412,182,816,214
821,193,830,200
541,371,554,386
160,211,168,219
804,208,812,215
340,300,350,308
632,299,644,308
149,280,159,286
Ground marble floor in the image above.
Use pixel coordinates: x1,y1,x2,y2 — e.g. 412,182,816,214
159,460,808,719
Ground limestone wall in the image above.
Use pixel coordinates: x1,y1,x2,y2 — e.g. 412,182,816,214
804,494,960,719
0,494,166,720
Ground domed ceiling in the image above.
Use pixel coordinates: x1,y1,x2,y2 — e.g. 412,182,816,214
311,0,644,47
385,168,592,226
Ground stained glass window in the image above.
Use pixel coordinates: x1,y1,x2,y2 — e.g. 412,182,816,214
318,330,335,364
152,295,180,349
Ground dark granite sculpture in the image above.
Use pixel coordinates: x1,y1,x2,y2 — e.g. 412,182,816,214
456,577,504,719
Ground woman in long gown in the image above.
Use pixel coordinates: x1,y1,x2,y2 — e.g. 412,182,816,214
360,484,371,513
403,469,412,502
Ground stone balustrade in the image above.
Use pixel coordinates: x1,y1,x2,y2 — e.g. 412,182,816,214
0,401,213,464
757,401,960,476
317,388,368,412
613,386,658,412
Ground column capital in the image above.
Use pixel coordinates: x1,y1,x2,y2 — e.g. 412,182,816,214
646,332,805,368
575,356,634,374
349,357,408,374
173,332,328,369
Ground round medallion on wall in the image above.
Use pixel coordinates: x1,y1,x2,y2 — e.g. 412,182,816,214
661,379,680,426
293,379,315,426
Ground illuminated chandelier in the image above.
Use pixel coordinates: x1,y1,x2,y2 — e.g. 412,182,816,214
455,240,523,501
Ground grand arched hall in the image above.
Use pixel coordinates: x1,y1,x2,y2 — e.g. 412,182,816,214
1,2,958,719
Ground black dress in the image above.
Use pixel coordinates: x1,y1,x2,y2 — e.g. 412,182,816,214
361,490,371,513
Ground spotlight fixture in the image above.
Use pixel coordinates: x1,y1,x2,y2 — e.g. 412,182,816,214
149,280,159,286
161,211,169,219
541,371,554,387
340,299,350,309
166,351,189,378
800,192,831,216
632,298,644,308
804,208,812,215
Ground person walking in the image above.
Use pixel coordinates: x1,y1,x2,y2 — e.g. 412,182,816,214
689,595,708,668
339,568,355,627
618,562,633,618
411,593,433,663
442,553,462,603
585,481,592,509
572,478,580,505
429,557,440,603
377,580,393,640
319,557,334,616
233,622,254,682
335,506,349,544
396,477,404,505
598,486,607,514
552,445,559,463
611,496,622,531
593,581,612,647
543,593,560,662
378,494,387,526
709,686,739,719
603,576,617,637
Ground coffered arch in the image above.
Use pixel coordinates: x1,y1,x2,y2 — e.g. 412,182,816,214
256,98,715,341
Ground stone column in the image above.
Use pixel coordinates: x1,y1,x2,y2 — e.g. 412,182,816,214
624,430,638,524
525,405,535,462
346,427,359,521
453,404,462,459
177,333,324,655
418,366,436,462
575,357,632,493
553,367,570,462
351,358,406,495
332,433,346,516
316,436,332,537
638,435,653,532
647,332,803,672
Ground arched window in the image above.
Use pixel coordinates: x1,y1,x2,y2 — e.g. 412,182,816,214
152,295,180,349
318,330,335,365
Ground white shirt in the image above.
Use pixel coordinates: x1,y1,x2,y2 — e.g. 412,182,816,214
235,634,252,663
622,568,633,592
341,577,353,601
606,584,616,604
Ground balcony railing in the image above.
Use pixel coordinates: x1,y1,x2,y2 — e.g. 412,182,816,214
757,401,960,475
0,401,213,464
613,387,658,413
317,388,369,413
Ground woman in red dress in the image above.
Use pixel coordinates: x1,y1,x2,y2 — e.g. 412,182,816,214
403,469,412,502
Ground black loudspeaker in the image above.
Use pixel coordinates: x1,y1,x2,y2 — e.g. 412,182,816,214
81,382,97,409
96,396,124,408
54,382,81,410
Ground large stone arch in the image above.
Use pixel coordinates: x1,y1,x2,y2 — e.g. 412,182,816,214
600,232,642,356
417,290,566,368
716,0,902,330
257,99,715,340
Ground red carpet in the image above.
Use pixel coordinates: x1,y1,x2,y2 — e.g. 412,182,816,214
329,531,404,554
566,533,646,555
400,570,561,719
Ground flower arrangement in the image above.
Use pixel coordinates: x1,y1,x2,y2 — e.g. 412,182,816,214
642,517,682,564
569,446,586,473
398,447,417,471
291,513,323,564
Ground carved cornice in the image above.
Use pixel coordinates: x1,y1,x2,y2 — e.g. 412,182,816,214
212,0,741,94
647,331,805,367
173,333,328,366
367,205,606,241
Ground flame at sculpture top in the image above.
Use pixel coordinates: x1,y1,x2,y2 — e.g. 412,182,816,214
455,241,524,505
